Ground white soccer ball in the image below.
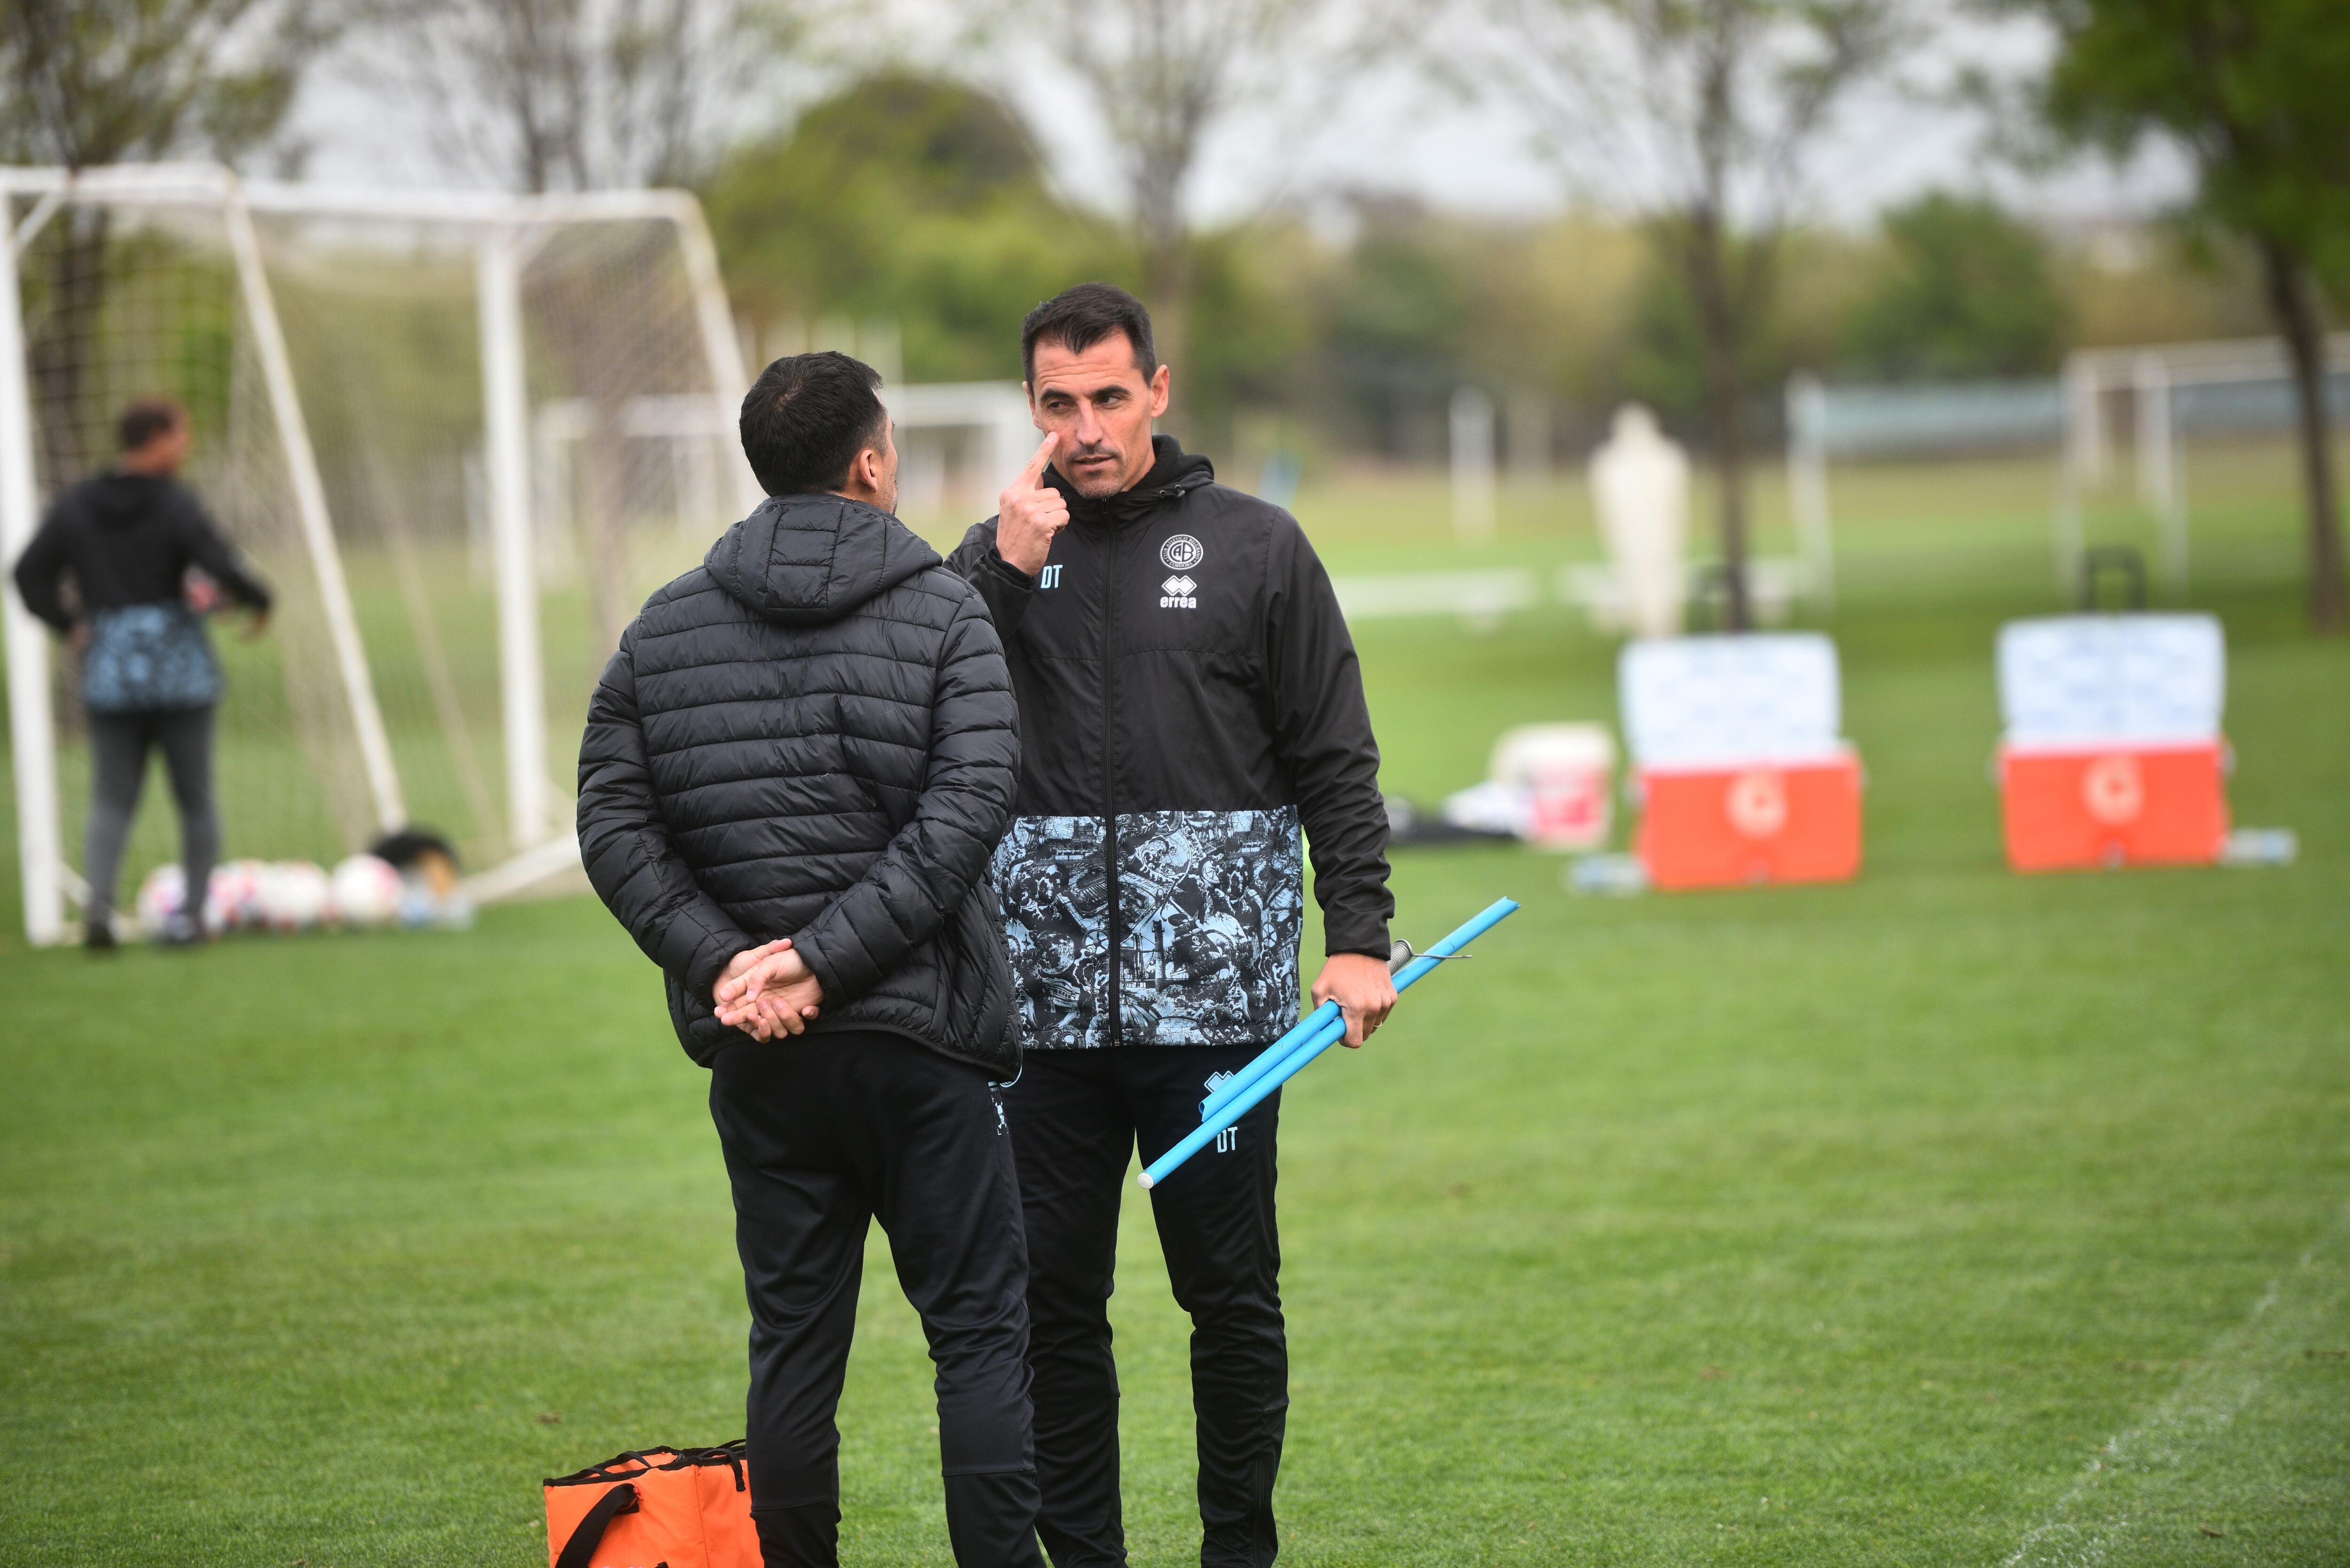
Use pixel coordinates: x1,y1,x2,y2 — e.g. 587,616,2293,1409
329,853,404,929
209,858,271,931
134,864,188,938
259,860,331,933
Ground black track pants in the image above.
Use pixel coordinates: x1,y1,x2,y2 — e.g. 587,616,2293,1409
84,704,216,930
709,1029,1046,1568
1005,1045,1287,1568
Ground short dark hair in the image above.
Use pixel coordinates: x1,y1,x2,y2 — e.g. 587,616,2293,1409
1021,283,1156,385
118,397,185,453
738,351,890,496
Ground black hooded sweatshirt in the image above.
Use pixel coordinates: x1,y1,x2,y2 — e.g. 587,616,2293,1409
12,471,272,632
948,436,1391,1052
577,491,1023,1074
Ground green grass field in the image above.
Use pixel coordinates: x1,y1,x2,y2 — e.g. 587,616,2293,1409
3,445,2347,1565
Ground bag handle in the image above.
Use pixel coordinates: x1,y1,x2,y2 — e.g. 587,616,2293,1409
553,1480,640,1568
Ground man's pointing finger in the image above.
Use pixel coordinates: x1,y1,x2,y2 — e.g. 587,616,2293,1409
1018,431,1058,488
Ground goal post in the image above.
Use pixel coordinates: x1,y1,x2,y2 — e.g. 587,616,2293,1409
0,162,757,944
1786,340,2350,601
0,201,64,946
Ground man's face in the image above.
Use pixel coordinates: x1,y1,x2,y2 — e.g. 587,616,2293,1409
1027,333,1171,498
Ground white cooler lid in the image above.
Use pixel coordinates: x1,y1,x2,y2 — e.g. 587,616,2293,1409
1998,614,2225,746
1618,633,1844,769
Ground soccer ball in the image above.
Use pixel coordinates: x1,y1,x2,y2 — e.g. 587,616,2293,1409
259,860,331,933
134,864,188,938
209,858,271,931
329,853,403,929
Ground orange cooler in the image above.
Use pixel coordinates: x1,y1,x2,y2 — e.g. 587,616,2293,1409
1998,742,2227,871
1619,633,1863,892
1995,614,2229,874
1636,752,1862,889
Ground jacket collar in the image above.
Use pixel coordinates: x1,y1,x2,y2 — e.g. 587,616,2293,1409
1049,434,1214,527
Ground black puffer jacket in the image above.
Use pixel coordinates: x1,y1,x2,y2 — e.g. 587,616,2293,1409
578,492,1023,1074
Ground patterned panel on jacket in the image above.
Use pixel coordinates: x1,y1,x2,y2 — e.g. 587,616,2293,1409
994,807,1303,1049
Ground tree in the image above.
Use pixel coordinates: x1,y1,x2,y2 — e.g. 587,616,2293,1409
0,0,326,481
344,0,810,649
1478,0,1908,626
352,0,807,193
706,72,1129,382
1025,0,1337,392
1846,192,2071,380
2024,0,2350,632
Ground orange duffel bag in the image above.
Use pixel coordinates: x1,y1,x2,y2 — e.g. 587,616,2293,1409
543,1441,760,1568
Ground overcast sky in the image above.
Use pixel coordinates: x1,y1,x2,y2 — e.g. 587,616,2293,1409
288,5,2191,234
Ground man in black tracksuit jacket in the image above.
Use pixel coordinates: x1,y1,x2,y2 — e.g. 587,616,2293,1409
948,285,1394,1568
578,353,1045,1568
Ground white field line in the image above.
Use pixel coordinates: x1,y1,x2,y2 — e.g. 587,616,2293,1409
1999,1207,2348,1567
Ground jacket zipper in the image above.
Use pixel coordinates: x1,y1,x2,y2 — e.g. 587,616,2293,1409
1101,522,1122,1046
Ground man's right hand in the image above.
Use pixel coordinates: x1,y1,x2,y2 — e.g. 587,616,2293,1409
713,940,824,1040
994,431,1068,579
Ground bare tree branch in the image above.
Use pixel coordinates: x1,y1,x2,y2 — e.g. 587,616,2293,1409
344,0,814,192
1467,0,1912,627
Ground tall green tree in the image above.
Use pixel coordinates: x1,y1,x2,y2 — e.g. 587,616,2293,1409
1846,192,2071,380
2027,0,2350,631
705,73,1129,383
1,0,326,480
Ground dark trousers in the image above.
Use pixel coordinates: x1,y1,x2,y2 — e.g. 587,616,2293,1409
1006,1045,1287,1568
708,1029,1047,1568
84,705,217,931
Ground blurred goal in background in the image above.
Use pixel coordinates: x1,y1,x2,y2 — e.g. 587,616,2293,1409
1786,336,2350,598
0,163,756,945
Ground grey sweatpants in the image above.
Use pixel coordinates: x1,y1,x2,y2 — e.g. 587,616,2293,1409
84,705,217,931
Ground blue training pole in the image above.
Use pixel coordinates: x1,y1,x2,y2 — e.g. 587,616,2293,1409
1137,897,1520,1190
1195,999,1343,1127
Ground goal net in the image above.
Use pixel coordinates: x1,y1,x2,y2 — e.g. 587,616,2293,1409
1786,338,2350,601
1,164,756,944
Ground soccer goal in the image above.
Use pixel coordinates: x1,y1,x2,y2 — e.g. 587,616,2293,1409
1786,337,2350,601
0,162,758,945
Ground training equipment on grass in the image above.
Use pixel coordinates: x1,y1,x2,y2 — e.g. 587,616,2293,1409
0,163,758,947
1995,613,2230,872
543,1442,758,1568
133,864,217,939
1139,897,1521,1190
259,861,332,932
1619,633,1862,890
210,858,270,931
1441,723,1617,849
328,853,404,928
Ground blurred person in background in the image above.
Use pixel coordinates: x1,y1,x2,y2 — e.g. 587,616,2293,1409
948,284,1396,1568
10,397,271,949
578,351,1045,1568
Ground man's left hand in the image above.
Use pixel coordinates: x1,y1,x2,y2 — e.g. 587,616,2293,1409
1311,951,1397,1048
715,941,825,1040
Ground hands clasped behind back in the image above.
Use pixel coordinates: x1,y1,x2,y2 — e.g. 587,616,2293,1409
714,938,826,1041
994,431,1068,578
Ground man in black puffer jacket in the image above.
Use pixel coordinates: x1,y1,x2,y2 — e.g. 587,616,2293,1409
578,352,1044,1568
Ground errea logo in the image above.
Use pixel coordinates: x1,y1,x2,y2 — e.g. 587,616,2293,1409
1160,575,1197,609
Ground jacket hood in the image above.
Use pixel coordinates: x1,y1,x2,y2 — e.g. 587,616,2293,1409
1051,435,1216,527
86,471,173,525
705,492,942,626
